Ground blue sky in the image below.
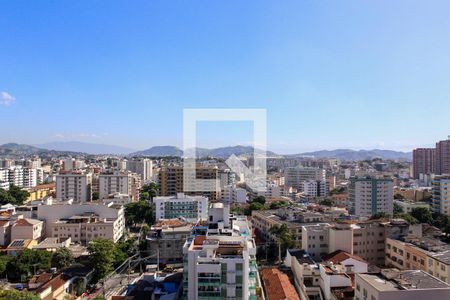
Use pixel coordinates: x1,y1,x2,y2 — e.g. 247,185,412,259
1,0,450,153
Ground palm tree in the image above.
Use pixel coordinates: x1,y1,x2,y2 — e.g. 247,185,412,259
268,224,295,265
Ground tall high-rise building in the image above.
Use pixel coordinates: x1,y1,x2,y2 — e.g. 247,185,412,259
56,172,92,202
431,175,450,215
159,166,219,201
0,166,38,189
182,203,260,300
413,148,436,179
436,137,450,175
348,176,393,217
285,166,326,191
98,171,141,201
126,159,153,182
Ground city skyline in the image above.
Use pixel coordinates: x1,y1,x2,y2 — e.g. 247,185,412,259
2,1,450,152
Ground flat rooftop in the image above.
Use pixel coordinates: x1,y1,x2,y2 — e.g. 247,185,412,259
358,270,450,291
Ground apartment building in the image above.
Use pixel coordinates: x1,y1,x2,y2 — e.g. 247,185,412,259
348,176,393,217
220,185,247,203
393,199,430,213
98,171,141,201
27,183,56,202
0,166,39,189
251,209,312,248
431,175,450,215
126,158,153,182
182,203,260,300
285,166,326,191
302,180,328,198
385,236,450,284
56,172,92,202
436,137,450,175
37,201,125,244
355,269,450,300
413,148,436,179
146,219,192,263
154,193,208,221
302,223,330,259
61,159,85,171
284,249,322,300
159,166,219,201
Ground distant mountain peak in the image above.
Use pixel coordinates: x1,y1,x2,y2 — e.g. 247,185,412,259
35,141,135,155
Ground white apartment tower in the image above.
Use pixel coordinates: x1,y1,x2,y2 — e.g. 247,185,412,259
431,175,450,215
348,176,393,217
183,203,260,300
0,166,38,189
126,159,153,182
98,171,141,201
56,172,92,202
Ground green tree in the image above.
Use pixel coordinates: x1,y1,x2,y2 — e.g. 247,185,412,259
270,201,288,209
125,201,155,226
432,212,450,229
8,185,30,204
141,183,158,200
88,239,116,282
139,191,150,201
329,187,345,195
396,213,418,224
393,202,404,216
319,199,333,207
7,249,52,280
0,255,11,277
0,290,40,300
394,193,405,200
0,188,15,205
410,207,433,224
370,212,390,220
269,224,295,263
92,192,99,201
252,196,266,205
51,247,74,270
245,202,264,216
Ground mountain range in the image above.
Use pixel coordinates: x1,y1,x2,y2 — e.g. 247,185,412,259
0,143,83,157
0,142,412,161
35,141,135,155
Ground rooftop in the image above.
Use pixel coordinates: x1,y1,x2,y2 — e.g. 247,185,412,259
358,269,450,292
288,249,315,265
323,250,366,264
261,268,300,300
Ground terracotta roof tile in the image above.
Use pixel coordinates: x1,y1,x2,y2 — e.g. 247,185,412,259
322,250,366,264
261,268,300,300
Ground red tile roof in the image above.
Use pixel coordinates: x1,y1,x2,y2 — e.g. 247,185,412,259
261,268,300,300
322,250,366,264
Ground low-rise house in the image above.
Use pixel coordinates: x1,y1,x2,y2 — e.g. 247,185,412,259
11,217,44,241
33,237,71,252
6,239,37,255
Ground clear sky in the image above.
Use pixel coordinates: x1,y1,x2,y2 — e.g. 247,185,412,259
1,0,450,153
